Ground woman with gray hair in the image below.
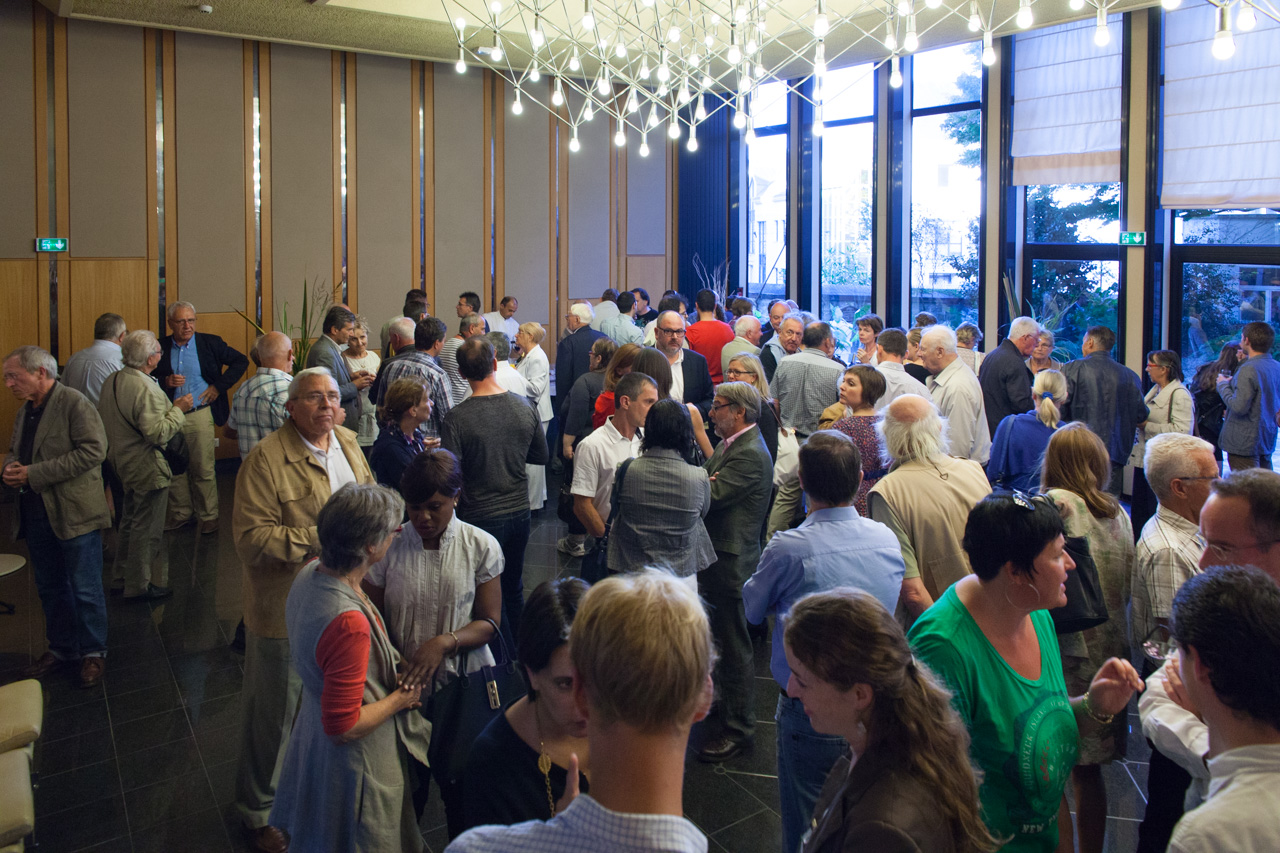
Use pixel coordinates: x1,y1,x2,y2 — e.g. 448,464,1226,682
1129,349,1194,537
269,483,430,853
97,330,193,600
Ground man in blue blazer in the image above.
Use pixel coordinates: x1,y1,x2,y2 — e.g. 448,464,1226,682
305,305,374,431
555,302,607,417
978,315,1040,436
153,300,248,533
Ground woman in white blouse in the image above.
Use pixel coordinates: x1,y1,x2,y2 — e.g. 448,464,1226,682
515,322,553,510
363,448,503,825
1129,349,1195,537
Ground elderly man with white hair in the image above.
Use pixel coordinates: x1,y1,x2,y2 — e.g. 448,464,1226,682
721,314,763,378
919,324,991,464
554,301,607,420
978,315,1039,436
868,394,991,621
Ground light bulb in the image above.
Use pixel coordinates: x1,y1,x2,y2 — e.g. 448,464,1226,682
746,38,758,55
968,9,981,31
687,134,698,151
904,17,918,52
668,25,681,42
690,51,701,66
926,0,941,8
642,0,654,6
455,16,466,30
1016,0,1033,29
734,110,747,129
584,101,595,120
456,48,466,73
889,55,903,88
529,63,541,82
1161,0,1180,8
615,129,626,146
727,44,741,64
657,64,670,82
639,61,651,78
710,13,720,25
735,5,748,21
657,82,668,97
569,50,581,72
695,93,707,121
597,73,610,95
745,125,756,144
569,134,580,152
1094,9,1110,46
648,108,661,129
898,0,911,15
1069,0,1084,9
489,0,501,12
1238,3,1257,30
705,34,714,48
754,63,765,79
982,30,996,65
1213,27,1236,59
582,11,594,30
639,140,650,157
701,74,714,88
626,90,639,112
529,22,544,48
815,42,826,78
813,105,824,137
678,81,691,104
552,79,565,106
814,12,829,37
615,41,627,58
885,22,897,51
512,92,523,114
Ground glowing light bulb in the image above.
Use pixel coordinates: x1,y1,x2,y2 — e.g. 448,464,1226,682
582,4,594,30
1016,0,1033,29
616,41,627,58
668,121,680,139
982,30,996,65
925,0,941,8
529,21,544,48
904,17,918,52
569,134,580,152
1160,0,1180,8
626,90,639,113
597,72,610,95
745,124,756,144
569,50,581,71
584,101,595,120
1212,26,1236,59
678,81,691,104
639,140,650,157
668,25,681,42
456,48,466,73
1069,0,1085,9
687,134,698,151
490,35,503,62
814,12,829,37
734,109,747,129
735,5,748,21
898,0,911,15
968,6,981,31
813,105,824,137
648,108,661,128
690,51,701,67
814,42,826,78
657,82,668,97
1094,9,1110,46
455,16,466,30
701,73,714,88
705,34,714,48
529,63,541,82
710,13,720,25
754,62,764,79
745,38,758,55
889,55,903,88
639,61,651,79
884,22,897,51
656,63,670,82
695,93,707,121
552,79,565,106
1238,3,1257,30
615,129,626,146
489,0,501,12
511,92,523,114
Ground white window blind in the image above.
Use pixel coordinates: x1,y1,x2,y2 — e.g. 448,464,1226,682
1011,17,1122,186
1161,5,1280,208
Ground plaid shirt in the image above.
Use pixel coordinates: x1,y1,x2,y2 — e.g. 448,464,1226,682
374,350,453,438
1132,504,1205,656
226,367,292,458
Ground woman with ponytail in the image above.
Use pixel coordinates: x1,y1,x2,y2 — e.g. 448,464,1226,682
783,588,996,853
986,369,1067,491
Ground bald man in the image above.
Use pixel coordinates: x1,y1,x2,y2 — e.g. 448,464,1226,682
226,332,295,460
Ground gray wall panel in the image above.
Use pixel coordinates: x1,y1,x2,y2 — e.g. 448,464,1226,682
627,131,666,256
0,4,36,259
502,80,550,326
567,111,610,301
433,71,484,311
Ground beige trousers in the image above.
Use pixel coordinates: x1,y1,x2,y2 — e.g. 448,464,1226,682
166,406,219,523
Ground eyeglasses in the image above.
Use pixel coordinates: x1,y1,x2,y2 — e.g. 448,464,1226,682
1173,475,1218,484
1202,538,1280,564
709,401,731,413
657,327,686,336
725,368,755,378
298,391,342,405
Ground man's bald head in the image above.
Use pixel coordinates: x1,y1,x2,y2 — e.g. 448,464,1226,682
257,331,294,372
878,394,948,462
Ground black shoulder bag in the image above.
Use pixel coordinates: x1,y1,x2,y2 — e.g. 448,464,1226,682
112,375,190,476
1049,533,1110,634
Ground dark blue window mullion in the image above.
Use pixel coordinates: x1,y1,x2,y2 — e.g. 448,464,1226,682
795,78,820,314
884,60,909,328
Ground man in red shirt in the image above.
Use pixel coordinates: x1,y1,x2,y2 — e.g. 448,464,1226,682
685,288,735,384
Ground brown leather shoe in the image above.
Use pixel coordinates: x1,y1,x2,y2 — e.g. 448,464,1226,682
21,651,66,680
247,825,290,853
79,657,105,689
199,519,219,535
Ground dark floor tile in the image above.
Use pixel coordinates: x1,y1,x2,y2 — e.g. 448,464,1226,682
35,759,121,817
683,760,772,835
104,658,175,697
133,805,232,853
39,670,106,710
422,824,450,853
725,767,783,814
710,804,783,853
125,766,219,832
178,664,243,707
1103,816,1141,853
1125,721,1152,764
36,726,115,776
113,707,192,757
207,758,236,807
117,735,203,791
753,677,780,723
35,793,130,853
73,836,135,853
103,633,170,670
107,680,184,725
187,692,243,735
1122,759,1149,800
43,697,112,742
171,646,243,679
195,720,240,762
1103,761,1148,820
104,615,161,646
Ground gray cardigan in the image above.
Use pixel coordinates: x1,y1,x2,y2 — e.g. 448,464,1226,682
608,448,715,577
1217,353,1280,457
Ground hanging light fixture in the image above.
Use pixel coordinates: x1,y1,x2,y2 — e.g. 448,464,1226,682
456,47,467,73
1016,0,1033,29
1212,3,1236,59
569,128,581,152
813,0,829,37
968,2,981,31
1094,7,1111,47
982,30,996,65
615,127,626,146
512,88,524,114
639,137,650,157
1237,1,1258,30
581,0,595,30
552,77,564,106
884,20,897,52
889,55,903,88
1161,0,1181,8
904,15,919,52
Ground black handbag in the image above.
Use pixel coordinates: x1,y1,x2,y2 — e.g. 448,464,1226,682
426,617,527,788
112,375,190,476
1049,534,1110,634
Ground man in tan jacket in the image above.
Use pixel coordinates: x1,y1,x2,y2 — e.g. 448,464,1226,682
4,346,112,688
231,366,372,853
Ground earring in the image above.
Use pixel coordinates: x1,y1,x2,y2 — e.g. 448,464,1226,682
1004,580,1042,612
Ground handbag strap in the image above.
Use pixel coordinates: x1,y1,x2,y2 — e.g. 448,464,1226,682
605,456,635,539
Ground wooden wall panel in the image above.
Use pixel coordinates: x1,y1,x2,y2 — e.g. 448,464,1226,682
626,255,667,294
174,32,247,313
0,261,41,448
433,71,484,312
503,79,551,326
0,4,36,259
626,131,667,257
66,259,148,354
195,310,254,459
567,105,611,301
355,53,413,330
66,19,146,258
270,44,334,321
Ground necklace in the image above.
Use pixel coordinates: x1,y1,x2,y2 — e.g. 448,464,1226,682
533,702,556,817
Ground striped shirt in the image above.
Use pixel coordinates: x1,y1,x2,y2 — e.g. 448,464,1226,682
439,337,471,405
374,350,453,438
226,367,292,458
770,348,843,435
1132,505,1205,657
446,794,707,853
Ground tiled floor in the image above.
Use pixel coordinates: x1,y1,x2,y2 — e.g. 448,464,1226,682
0,464,1150,852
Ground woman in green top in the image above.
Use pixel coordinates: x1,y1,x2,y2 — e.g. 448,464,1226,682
908,494,1143,853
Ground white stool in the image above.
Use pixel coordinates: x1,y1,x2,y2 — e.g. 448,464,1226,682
0,555,25,616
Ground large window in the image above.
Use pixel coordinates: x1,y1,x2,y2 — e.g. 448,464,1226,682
910,43,982,327
819,64,875,359
746,82,789,303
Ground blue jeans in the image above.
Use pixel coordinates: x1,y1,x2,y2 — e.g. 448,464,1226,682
469,510,531,651
776,693,847,853
23,501,108,659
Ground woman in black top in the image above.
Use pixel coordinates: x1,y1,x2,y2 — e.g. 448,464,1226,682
462,579,591,829
369,377,437,493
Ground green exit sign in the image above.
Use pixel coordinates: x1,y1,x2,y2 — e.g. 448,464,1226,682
35,238,68,252
1119,231,1146,246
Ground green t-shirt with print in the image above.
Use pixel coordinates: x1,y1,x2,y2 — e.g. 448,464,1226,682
909,584,1079,852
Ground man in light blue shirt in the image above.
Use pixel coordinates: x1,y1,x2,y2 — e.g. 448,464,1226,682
599,291,644,346
743,430,905,853
447,571,712,853
62,313,126,405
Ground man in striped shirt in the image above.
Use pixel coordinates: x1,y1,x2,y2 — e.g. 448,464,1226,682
225,332,294,459
372,316,452,438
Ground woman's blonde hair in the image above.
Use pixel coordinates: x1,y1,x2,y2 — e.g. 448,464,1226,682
518,321,546,346
1031,369,1067,429
727,352,771,401
785,590,999,853
377,377,429,427
1041,421,1120,519
603,343,642,392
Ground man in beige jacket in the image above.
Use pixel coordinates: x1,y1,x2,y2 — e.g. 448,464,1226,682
231,366,373,853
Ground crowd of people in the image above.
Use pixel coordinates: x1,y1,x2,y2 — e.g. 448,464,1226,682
5,286,1280,853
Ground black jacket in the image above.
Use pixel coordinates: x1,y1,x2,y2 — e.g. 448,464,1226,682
978,338,1035,436
153,332,249,427
555,326,607,409
680,349,716,420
